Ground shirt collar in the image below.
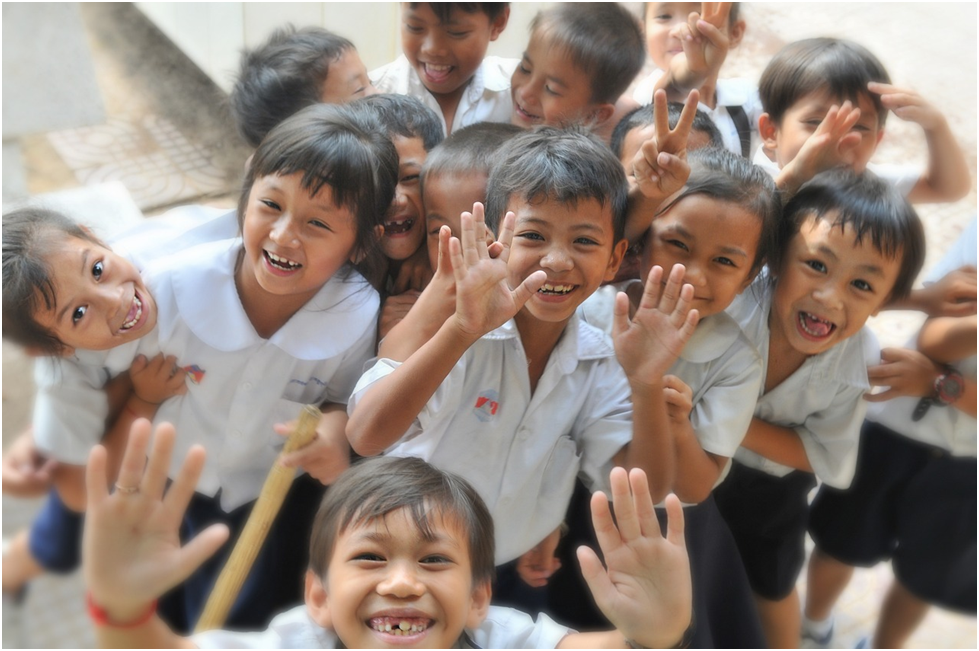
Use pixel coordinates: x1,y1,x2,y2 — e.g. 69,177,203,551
679,312,743,363
163,238,378,360
484,311,616,374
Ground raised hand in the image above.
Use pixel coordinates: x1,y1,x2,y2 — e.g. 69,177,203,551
130,354,188,406
278,404,351,485
865,347,940,402
447,203,546,339
632,89,698,203
668,2,733,90
577,468,692,649
779,101,862,193
907,265,977,317
83,419,229,622
613,264,699,387
868,81,943,130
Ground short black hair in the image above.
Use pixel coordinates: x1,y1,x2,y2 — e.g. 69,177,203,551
759,37,891,128
485,125,628,242
238,103,398,287
408,2,509,23
610,102,724,158
230,26,356,148
2,207,101,355
656,147,781,277
309,456,496,584
356,94,445,151
779,169,924,301
530,3,645,105
421,122,522,191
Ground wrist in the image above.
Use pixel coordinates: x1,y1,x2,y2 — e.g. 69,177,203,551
87,591,157,628
126,393,160,417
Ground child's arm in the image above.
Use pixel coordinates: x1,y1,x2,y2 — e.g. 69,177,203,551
559,468,691,649
83,419,227,649
2,428,56,498
378,290,421,340
347,210,547,456
739,418,813,472
868,82,972,204
625,90,698,245
613,264,699,501
277,403,351,485
867,344,976,419
669,417,730,503
917,314,978,364
772,102,863,198
653,3,734,105
887,265,977,317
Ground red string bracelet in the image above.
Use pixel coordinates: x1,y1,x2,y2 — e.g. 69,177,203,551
86,591,158,628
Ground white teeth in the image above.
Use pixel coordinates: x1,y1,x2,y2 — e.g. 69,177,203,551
120,296,142,330
371,619,428,634
539,283,574,295
267,251,301,269
426,63,451,71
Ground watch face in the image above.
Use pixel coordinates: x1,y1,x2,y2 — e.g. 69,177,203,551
936,370,965,405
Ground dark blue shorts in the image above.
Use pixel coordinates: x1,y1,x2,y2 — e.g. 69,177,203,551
29,490,83,573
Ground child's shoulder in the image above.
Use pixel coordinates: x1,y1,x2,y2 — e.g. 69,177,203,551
192,604,338,649
471,606,573,649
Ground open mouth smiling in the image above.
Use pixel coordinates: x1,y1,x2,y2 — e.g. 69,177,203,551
797,311,836,339
265,250,302,271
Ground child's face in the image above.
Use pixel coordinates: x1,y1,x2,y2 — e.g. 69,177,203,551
644,3,745,71
763,90,884,173
510,29,611,128
240,172,360,307
320,48,377,104
770,214,901,357
33,236,157,355
401,3,508,98
423,171,490,270
305,507,490,648
641,193,760,318
381,135,428,262
507,196,627,325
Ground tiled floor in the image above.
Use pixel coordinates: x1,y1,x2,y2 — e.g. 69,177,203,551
2,3,975,649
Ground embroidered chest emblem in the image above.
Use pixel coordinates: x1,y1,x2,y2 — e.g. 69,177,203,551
182,364,206,384
473,390,500,422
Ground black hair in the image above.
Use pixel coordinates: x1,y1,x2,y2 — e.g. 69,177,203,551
229,26,357,148
309,455,496,584
356,94,445,152
485,125,628,242
759,37,891,127
238,103,399,287
2,207,101,355
421,122,522,191
530,3,645,105
408,2,509,23
778,169,924,301
610,102,724,158
656,147,780,277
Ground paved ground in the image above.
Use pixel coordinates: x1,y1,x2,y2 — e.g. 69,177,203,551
2,3,975,648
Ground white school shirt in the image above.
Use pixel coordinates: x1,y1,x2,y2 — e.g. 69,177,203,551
142,238,379,511
192,603,573,649
866,218,977,457
632,71,763,158
580,283,763,464
370,55,517,135
32,206,238,464
725,279,879,488
348,313,632,565
751,146,921,198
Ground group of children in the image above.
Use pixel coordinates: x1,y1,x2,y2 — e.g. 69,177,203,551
2,2,974,649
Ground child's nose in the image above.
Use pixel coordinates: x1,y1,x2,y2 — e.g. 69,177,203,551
813,282,844,310
270,215,300,245
683,261,708,288
420,31,447,58
540,246,573,272
377,564,426,599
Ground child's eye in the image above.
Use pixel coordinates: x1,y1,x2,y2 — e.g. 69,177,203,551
260,199,281,211
574,237,598,246
92,260,104,280
404,23,423,34
353,553,385,562
667,239,689,252
401,174,420,185
852,279,873,292
517,232,544,241
420,555,451,565
805,259,827,273
518,63,531,75
655,13,673,21
714,256,736,267
448,30,471,39
309,219,333,232
72,306,87,324
544,85,561,97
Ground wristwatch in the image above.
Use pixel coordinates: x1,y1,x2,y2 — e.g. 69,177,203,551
911,366,964,421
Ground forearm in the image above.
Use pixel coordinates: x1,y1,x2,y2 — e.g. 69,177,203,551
917,315,977,363
952,377,977,418
620,381,675,503
740,417,814,472
347,318,478,456
624,190,667,245
910,120,972,203
671,420,726,503
377,282,455,361
53,464,88,512
96,614,194,649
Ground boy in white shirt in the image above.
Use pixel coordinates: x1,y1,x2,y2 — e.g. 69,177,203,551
372,3,513,135
83,420,693,649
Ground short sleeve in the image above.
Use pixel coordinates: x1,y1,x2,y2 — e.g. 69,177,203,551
689,349,764,459
32,357,111,464
572,360,633,495
471,606,574,649
192,605,336,648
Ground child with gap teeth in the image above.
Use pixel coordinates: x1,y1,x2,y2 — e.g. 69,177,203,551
82,418,693,649
347,126,698,613
712,169,926,648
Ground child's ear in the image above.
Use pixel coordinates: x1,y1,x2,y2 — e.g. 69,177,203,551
489,6,510,41
465,580,492,630
758,113,778,149
875,127,885,147
590,103,616,127
727,19,747,49
304,570,333,629
604,239,630,281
